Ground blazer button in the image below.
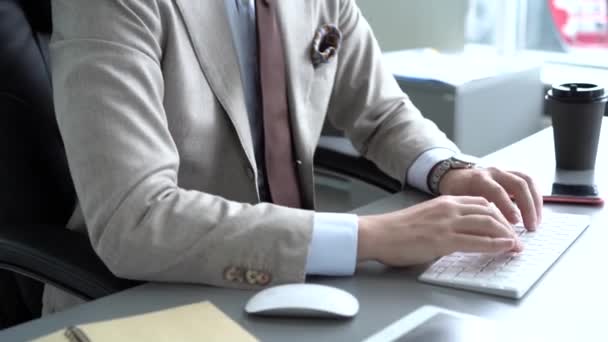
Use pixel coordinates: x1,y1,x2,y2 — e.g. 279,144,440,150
245,166,255,180
224,266,245,283
295,160,302,166
245,270,259,285
245,270,272,286
256,272,272,286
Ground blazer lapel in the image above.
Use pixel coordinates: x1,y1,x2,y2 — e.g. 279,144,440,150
174,0,256,169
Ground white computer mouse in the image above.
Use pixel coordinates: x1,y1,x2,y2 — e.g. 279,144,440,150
244,283,359,318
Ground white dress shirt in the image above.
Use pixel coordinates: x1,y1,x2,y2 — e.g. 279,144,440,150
225,0,455,276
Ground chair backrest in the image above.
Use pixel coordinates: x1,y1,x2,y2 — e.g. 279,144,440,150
0,0,76,225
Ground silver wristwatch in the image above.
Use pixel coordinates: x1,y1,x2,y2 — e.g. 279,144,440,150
428,154,479,195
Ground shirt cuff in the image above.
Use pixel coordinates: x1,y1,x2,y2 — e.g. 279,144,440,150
407,148,457,194
305,213,359,276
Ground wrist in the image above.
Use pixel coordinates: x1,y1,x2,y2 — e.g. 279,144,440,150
357,215,379,262
437,169,465,195
427,154,479,195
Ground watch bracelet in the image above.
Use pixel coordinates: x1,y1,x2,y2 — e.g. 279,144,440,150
428,159,451,195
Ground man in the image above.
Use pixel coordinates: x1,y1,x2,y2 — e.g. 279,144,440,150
46,0,542,314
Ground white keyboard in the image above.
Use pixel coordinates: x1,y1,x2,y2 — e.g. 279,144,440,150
418,212,591,299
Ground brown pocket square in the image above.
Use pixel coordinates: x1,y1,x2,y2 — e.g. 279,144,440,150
311,24,342,67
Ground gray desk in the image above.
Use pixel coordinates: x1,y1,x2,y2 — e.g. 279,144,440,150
3,123,608,341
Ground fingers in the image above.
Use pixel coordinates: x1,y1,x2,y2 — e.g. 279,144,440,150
510,170,543,225
439,196,514,231
449,196,491,206
449,235,516,254
474,174,521,224
454,203,512,230
488,168,538,230
452,214,521,251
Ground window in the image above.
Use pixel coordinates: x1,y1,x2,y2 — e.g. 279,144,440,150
467,0,608,67
527,0,608,52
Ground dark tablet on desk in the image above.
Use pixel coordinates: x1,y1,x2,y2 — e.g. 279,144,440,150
543,182,604,205
541,169,604,206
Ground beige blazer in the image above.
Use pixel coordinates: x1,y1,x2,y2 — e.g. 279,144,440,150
46,0,456,311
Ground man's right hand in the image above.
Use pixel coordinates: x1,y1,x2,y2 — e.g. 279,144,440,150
356,196,522,266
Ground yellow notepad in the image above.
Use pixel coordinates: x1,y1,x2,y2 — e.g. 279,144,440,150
34,301,258,342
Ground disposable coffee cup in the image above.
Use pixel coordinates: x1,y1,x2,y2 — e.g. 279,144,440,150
546,83,607,170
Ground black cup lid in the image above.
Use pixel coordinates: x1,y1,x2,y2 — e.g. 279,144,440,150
548,83,607,102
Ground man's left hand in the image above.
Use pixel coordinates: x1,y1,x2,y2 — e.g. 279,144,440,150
439,167,542,230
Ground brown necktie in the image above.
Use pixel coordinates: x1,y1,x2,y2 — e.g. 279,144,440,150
256,0,302,208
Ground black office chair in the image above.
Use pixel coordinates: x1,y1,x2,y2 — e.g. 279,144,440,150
0,0,400,328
